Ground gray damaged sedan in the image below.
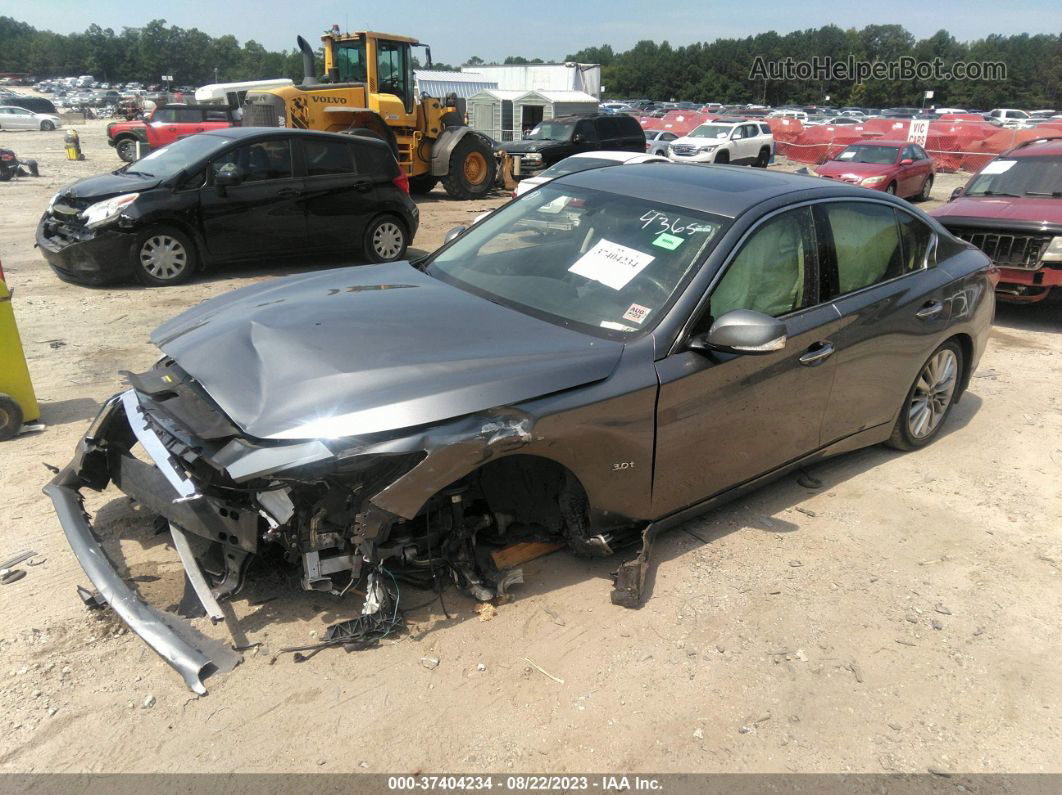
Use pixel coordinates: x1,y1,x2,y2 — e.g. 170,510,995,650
45,163,994,692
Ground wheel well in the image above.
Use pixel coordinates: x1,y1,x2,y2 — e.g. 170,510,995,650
946,333,975,398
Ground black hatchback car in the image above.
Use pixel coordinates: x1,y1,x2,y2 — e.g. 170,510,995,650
37,127,419,286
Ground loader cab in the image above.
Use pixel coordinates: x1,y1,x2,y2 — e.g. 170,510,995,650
324,31,417,118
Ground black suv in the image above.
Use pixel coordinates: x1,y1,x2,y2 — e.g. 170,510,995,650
37,127,419,286
501,114,645,171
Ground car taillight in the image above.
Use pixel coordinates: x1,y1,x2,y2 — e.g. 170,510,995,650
0,153,13,161
393,172,410,194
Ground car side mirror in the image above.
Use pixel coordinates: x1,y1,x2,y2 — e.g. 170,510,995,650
900,158,914,165
573,133,586,143
215,169,242,188
688,309,787,355
444,225,466,243
949,187,963,201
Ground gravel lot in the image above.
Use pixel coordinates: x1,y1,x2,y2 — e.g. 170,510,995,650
0,120,1059,774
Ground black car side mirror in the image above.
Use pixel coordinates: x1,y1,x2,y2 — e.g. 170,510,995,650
573,133,586,143
215,169,243,188
444,225,466,244
949,187,963,201
688,309,787,355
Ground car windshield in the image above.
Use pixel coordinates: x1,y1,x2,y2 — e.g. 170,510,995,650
688,124,733,139
965,156,1062,197
835,145,899,165
538,157,622,179
524,121,575,141
426,184,726,338
122,134,232,178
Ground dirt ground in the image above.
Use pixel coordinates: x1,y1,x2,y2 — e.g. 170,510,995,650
0,120,1059,775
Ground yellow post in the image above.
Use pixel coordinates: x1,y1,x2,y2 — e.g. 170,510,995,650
0,267,40,440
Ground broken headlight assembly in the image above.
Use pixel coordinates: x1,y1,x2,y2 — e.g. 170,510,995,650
80,192,138,228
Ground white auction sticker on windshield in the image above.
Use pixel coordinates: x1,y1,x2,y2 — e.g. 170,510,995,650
838,150,856,159
622,303,651,324
569,239,655,290
980,159,1016,175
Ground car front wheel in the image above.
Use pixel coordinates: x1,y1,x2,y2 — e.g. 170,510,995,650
134,226,196,286
115,138,139,163
363,215,409,263
886,340,963,451
40,121,55,131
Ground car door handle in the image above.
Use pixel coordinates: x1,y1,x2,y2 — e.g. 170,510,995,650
353,181,373,193
915,300,944,319
798,341,835,366
276,188,301,198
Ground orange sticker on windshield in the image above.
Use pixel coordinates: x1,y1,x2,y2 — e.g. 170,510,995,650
623,304,651,324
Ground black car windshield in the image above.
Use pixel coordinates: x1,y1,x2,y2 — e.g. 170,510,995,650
688,124,733,139
524,121,574,141
965,156,1062,197
122,134,231,177
835,145,900,164
426,184,726,337
537,157,623,179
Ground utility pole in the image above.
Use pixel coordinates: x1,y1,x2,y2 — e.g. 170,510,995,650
214,67,219,83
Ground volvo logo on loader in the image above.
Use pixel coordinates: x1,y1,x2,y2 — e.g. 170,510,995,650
311,96,348,104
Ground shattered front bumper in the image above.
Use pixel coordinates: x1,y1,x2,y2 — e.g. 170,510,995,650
43,393,239,694
36,214,138,285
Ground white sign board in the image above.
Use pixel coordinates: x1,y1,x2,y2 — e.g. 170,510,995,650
907,119,930,146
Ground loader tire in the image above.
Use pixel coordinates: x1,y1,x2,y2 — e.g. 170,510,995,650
408,174,439,194
442,135,496,200
0,394,23,441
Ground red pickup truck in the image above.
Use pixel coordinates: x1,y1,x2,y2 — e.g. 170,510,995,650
107,104,236,163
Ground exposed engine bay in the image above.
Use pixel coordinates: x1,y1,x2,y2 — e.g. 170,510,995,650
45,358,636,692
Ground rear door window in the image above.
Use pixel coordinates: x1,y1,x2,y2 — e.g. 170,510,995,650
818,202,906,296
303,138,357,176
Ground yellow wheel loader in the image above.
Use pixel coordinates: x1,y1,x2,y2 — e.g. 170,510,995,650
244,28,512,199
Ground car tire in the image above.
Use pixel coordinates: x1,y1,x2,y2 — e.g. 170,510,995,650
917,175,934,202
363,215,409,263
115,138,139,163
441,134,497,200
134,226,197,287
0,169,11,182
714,150,730,164
885,182,897,195
40,121,55,131
0,393,24,441
754,147,770,167
885,340,963,451
408,174,439,194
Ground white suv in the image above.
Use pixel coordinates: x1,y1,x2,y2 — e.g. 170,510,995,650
667,120,773,166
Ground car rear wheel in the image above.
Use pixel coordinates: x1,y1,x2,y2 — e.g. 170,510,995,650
754,147,770,167
134,226,196,287
115,138,139,163
886,340,963,451
40,121,55,131
363,215,409,263
917,175,934,202
0,393,24,441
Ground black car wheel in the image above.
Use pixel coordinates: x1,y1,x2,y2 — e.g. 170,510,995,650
714,151,729,164
363,215,409,263
115,138,139,163
40,121,55,131
917,175,934,202
134,226,196,286
441,135,497,200
754,147,770,167
0,393,24,441
886,340,963,451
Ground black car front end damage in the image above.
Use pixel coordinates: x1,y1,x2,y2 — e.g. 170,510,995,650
44,357,617,692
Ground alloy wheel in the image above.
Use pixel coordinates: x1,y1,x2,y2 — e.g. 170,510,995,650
907,348,958,439
140,234,188,281
372,222,405,260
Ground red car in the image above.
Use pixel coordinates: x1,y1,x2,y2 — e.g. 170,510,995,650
815,140,935,200
107,104,236,163
932,136,1062,303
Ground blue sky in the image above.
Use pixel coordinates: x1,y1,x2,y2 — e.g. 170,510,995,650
1,0,1055,65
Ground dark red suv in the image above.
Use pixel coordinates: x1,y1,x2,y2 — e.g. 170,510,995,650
107,104,235,163
932,137,1062,303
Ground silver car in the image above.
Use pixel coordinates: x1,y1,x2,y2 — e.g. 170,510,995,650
0,105,62,131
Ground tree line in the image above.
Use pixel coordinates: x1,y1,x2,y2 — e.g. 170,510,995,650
0,16,1058,109
567,26,1061,109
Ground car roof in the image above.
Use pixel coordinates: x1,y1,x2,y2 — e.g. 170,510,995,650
1005,137,1062,157
559,162,870,219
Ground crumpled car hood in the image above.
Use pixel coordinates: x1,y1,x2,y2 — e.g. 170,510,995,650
151,263,624,441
